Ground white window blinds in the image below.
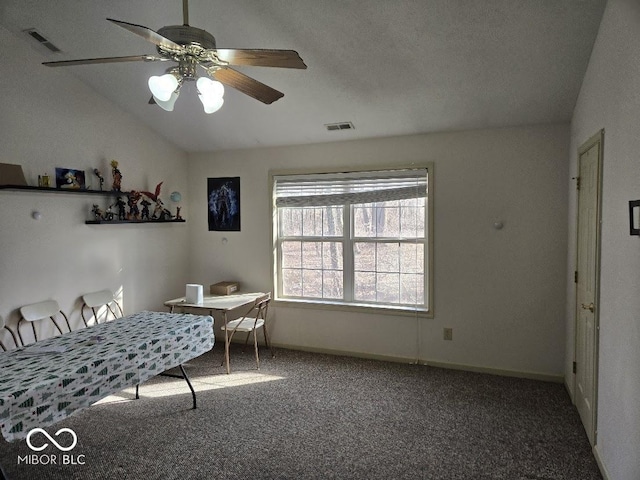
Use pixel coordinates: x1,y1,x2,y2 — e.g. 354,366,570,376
274,168,428,208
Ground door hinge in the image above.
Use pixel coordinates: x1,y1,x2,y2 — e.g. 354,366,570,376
576,177,581,190
574,271,578,283
573,361,577,374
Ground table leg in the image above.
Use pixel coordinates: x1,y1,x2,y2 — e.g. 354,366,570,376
159,365,197,409
223,311,230,374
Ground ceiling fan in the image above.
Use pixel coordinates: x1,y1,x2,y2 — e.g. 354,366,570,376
43,0,307,113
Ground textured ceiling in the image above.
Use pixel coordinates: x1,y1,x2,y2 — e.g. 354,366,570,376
0,0,606,153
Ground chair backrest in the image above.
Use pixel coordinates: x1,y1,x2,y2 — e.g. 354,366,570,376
81,289,123,326
0,315,19,351
18,299,70,346
252,293,271,319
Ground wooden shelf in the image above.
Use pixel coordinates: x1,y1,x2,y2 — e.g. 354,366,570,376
85,219,186,225
0,185,123,195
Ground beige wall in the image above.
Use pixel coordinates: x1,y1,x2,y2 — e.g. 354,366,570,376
568,0,640,478
188,123,569,378
0,25,189,345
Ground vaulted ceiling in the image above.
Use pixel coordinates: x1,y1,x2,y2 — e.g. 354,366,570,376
0,0,606,152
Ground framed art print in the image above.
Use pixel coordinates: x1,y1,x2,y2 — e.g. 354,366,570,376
207,177,240,231
55,167,86,190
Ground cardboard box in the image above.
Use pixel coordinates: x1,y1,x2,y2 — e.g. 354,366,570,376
0,163,27,186
210,282,239,295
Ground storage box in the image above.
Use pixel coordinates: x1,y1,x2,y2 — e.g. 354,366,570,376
0,163,27,186
210,282,239,295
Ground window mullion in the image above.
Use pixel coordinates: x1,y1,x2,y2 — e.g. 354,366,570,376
343,204,354,302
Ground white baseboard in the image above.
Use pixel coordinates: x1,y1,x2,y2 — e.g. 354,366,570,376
593,444,611,480
271,342,564,383
419,359,563,383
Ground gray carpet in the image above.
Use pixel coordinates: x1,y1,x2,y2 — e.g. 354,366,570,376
0,344,602,480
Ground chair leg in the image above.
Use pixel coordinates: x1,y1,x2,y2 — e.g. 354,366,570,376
253,328,260,370
242,331,251,352
263,323,275,358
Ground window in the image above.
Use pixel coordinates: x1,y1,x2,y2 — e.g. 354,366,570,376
272,167,432,313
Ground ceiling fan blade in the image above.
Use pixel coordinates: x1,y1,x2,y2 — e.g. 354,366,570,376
107,18,182,52
214,49,307,69
43,55,167,67
213,68,284,104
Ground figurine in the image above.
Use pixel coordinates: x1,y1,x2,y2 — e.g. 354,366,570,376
93,168,105,191
175,206,182,220
142,182,168,220
113,196,127,220
103,206,114,221
110,160,122,192
157,207,173,221
91,204,104,221
127,191,141,220
140,199,152,220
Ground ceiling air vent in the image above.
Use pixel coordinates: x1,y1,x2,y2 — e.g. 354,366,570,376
325,121,355,132
24,29,61,53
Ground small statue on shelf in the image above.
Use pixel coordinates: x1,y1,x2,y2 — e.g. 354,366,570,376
152,197,169,220
91,204,104,221
110,160,123,192
93,168,105,191
127,191,141,220
157,207,173,221
103,206,114,221
140,198,152,220
141,182,165,220
113,196,127,220
175,206,182,220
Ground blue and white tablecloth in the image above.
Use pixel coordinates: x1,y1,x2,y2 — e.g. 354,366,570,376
0,311,213,442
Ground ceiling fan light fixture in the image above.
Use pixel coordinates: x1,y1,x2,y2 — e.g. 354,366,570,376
196,77,224,99
196,76,224,114
153,90,180,112
199,94,224,114
148,73,179,102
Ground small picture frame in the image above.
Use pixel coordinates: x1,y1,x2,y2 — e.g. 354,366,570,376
55,168,86,190
629,200,640,235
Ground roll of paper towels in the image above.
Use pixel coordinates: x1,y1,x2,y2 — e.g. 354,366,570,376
186,284,203,304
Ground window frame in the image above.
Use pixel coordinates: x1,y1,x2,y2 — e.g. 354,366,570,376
270,164,434,317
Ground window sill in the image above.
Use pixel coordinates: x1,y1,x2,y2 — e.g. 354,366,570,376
273,297,432,318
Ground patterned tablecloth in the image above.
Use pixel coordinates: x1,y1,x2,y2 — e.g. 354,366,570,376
0,311,214,442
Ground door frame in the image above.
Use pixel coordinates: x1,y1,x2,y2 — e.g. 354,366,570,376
573,128,604,445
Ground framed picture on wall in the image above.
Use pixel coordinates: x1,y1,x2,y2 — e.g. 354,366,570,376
55,167,86,190
207,177,240,231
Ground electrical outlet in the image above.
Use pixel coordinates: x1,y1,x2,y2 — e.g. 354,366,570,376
443,328,453,341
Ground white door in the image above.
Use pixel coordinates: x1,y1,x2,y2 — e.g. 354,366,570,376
574,130,603,446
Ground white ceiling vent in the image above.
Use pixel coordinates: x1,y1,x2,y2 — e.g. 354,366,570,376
23,29,61,53
325,121,355,132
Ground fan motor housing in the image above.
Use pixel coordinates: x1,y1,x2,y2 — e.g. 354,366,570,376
157,25,216,50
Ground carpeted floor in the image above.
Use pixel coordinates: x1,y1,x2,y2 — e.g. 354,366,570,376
0,344,602,480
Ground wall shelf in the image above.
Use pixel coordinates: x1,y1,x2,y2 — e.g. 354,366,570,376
0,185,123,195
1,185,183,224
85,219,186,225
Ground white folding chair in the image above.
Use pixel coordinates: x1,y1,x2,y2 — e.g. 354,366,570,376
81,289,124,326
18,300,71,346
220,293,274,370
0,316,19,351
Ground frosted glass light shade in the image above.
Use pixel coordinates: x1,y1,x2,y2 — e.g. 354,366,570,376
153,90,179,112
148,74,179,102
196,77,225,114
196,77,224,98
199,95,224,114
